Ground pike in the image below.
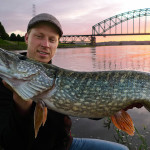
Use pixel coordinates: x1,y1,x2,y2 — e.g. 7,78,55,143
0,48,150,137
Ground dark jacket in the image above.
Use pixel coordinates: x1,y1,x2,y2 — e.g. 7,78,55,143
0,78,72,150
0,53,72,150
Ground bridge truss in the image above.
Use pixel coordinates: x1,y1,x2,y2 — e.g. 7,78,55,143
60,8,150,44
60,35,96,44
92,8,150,36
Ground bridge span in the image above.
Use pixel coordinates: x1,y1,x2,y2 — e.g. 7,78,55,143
60,8,150,45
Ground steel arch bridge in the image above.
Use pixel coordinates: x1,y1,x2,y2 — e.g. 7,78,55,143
92,8,150,36
60,8,150,44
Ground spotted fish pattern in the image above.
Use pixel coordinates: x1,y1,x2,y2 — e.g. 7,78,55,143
44,69,150,118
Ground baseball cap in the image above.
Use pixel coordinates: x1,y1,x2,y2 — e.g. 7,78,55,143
27,13,63,37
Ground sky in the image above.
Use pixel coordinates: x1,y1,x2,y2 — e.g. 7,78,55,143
1,0,150,42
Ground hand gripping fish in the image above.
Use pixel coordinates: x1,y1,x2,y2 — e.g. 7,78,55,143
0,48,150,137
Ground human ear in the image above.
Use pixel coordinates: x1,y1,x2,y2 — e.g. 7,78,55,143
24,33,29,44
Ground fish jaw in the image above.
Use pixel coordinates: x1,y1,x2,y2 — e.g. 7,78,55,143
0,48,31,79
0,49,18,78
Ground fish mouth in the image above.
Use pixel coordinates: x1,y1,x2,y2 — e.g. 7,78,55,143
123,103,143,111
0,54,13,78
0,51,10,68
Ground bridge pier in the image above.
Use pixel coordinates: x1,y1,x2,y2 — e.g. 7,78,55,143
90,36,96,46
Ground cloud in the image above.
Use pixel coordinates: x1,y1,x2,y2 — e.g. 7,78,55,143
0,0,123,34
0,0,33,33
8,30,26,36
0,0,150,36
60,3,123,35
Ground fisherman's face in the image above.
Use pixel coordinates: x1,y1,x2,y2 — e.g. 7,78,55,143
25,23,59,63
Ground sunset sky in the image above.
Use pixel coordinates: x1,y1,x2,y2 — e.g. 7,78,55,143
1,0,150,42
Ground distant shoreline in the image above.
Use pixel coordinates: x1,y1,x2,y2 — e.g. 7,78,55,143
1,39,150,51
58,41,150,48
96,41,150,46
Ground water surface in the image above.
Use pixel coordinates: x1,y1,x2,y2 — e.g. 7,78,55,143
52,45,150,148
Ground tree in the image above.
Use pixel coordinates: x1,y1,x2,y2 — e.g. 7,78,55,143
20,36,25,42
10,33,17,41
17,34,21,41
0,22,9,40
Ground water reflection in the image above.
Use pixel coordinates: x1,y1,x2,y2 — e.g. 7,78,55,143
52,45,150,147
53,45,150,73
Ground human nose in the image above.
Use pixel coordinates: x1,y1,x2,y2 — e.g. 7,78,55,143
41,38,50,48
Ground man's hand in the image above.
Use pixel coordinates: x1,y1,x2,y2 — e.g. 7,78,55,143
2,80,33,113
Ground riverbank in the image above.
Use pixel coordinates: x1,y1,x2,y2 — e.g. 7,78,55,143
0,39,27,50
97,41,150,46
0,39,92,50
0,38,150,50
58,43,94,48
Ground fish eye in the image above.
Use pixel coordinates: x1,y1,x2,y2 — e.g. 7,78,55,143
18,55,27,60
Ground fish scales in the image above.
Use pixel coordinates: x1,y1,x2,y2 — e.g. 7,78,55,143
0,48,150,119
44,68,150,117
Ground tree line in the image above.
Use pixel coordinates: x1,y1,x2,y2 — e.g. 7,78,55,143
0,22,25,42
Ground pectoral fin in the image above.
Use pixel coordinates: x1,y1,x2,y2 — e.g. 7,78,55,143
111,109,135,136
34,102,48,138
42,107,48,126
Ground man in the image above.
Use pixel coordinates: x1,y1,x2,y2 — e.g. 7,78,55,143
0,13,128,150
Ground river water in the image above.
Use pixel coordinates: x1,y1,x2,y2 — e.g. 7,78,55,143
52,45,150,149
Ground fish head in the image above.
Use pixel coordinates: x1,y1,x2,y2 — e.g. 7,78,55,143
0,48,56,100
0,48,49,79
0,48,39,79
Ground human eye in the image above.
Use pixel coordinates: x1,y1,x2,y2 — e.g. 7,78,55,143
49,38,56,43
35,34,42,39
